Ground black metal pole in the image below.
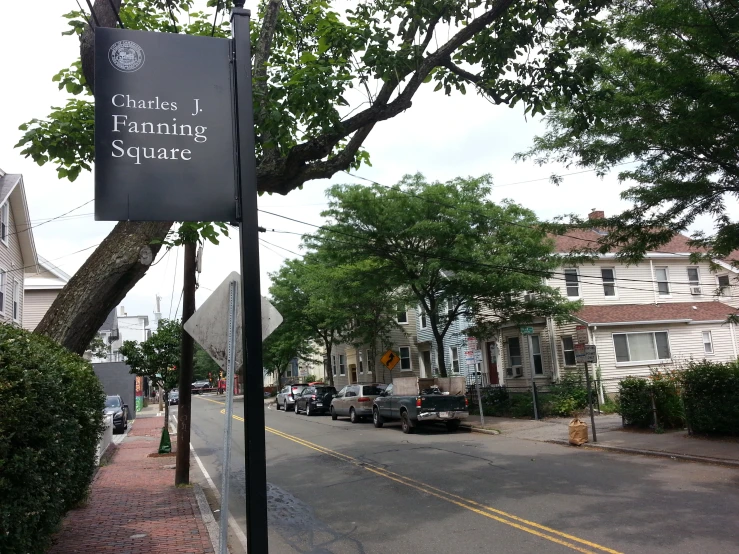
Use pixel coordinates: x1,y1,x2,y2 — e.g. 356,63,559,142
231,3,269,552
584,362,597,442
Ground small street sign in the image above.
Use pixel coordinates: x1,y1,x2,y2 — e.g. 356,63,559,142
467,337,478,350
576,325,589,344
474,350,483,363
183,272,283,370
465,350,476,364
520,326,534,335
574,344,597,363
381,350,400,371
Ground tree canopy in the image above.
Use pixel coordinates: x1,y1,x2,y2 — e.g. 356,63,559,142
307,173,579,376
21,0,612,354
518,0,739,263
119,318,181,392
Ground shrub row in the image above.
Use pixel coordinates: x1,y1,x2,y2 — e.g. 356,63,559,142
0,324,105,554
618,360,739,435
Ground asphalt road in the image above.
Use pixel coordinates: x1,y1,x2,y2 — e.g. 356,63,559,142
187,395,739,554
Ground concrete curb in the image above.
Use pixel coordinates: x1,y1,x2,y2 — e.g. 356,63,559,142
547,439,739,468
461,424,500,436
193,483,222,553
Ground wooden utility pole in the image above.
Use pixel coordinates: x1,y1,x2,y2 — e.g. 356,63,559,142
175,242,197,485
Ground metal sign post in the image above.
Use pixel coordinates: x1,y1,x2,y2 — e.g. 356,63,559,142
232,3,268,551
584,362,597,442
219,281,238,554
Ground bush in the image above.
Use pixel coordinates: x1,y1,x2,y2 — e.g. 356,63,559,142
682,360,739,435
618,377,654,427
0,324,105,554
547,371,589,417
618,371,684,429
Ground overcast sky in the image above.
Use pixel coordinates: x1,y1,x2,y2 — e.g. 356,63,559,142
0,1,720,329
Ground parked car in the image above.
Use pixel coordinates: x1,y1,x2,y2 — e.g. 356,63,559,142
276,383,309,411
191,380,211,394
168,389,179,405
104,395,129,433
294,385,337,416
373,377,468,433
330,383,387,423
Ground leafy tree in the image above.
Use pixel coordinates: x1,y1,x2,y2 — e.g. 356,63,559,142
119,318,181,421
311,173,579,376
262,324,313,390
21,0,611,354
86,333,108,360
193,343,220,382
518,0,739,263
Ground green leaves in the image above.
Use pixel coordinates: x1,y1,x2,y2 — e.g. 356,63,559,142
119,318,182,391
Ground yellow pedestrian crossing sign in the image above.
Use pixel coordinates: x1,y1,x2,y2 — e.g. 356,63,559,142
381,350,400,371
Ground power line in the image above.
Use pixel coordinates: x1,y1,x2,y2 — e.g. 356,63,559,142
211,0,221,37
168,245,180,319
5,199,94,240
174,287,184,319
259,237,302,258
165,0,179,33
259,239,288,259
3,242,101,276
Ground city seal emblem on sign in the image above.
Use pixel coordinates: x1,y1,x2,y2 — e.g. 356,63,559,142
108,40,145,73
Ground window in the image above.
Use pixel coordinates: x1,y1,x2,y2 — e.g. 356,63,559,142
399,346,411,370
530,336,543,375
419,306,427,329
0,269,5,314
564,268,580,297
702,331,713,354
718,275,731,296
358,351,363,374
613,332,671,363
450,346,460,373
601,268,617,297
396,304,408,324
12,280,19,321
687,267,701,290
0,202,8,244
332,355,337,376
339,354,346,376
655,267,670,296
562,336,576,366
366,350,372,372
507,337,522,367
446,298,455,313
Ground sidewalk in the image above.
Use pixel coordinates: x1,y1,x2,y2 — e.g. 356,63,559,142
49,406,215,554
464,413,739,466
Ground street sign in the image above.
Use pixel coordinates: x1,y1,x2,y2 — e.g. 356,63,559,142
183,272,283,370
465,350,476,364
576,325,589,344
520,326,534,335
574,344,597,363
94,28,237,221
467,338,478,350
381,350,400,370
474,350,483,363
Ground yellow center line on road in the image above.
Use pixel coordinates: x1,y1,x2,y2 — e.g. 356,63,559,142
214,406,622,554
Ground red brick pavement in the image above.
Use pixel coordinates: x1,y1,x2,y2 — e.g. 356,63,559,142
50,415,214,554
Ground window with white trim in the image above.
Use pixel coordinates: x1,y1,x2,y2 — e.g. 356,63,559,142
530,335,543,375
366,350,372,373
399,346,411,370
562,336,576,366
358,351,363,374
419,305,427,329
450,346,460,373
446,298,455,313
0,202,8,245
332,355,337,376
339,354,346,376
613,331,671,363
655,267,670,296
396,304,408,324
687,267,701,291
601,268,617,297
702,331,713,354
0,269,5,314
12,279,19,321
564,268,580,298
507,337,522,367
717,274,731,296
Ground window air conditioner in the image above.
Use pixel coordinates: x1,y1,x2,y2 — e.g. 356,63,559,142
690,286,702,295
513,366,523,377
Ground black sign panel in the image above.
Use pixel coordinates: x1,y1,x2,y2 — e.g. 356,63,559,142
95,28,236,221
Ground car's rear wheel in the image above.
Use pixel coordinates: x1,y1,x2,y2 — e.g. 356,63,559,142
331,407,338,420
350,408,358,424
306,403,312,416
294,402,299,414
373,408,384,428
446,420,461,433
401,411,414,434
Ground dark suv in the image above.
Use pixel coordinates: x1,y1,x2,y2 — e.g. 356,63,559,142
276,383,309,411
294,385,337,416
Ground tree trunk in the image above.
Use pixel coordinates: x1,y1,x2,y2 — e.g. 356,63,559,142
35,221,172,353
325,342,334,387
432,324,448,378
164,390,170,425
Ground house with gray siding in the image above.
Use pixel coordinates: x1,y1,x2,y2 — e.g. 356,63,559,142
0,168,37,327
23,255,70,331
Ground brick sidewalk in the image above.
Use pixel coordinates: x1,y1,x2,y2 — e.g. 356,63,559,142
50,415,214,554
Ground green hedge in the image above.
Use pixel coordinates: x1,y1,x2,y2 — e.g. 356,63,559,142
618,372,684,429
0,324,105,554
682,360,739,435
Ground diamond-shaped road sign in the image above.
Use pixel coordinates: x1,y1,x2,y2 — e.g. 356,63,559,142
183,271,283,370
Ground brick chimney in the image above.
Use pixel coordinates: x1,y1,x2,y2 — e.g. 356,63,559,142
588,209,605,220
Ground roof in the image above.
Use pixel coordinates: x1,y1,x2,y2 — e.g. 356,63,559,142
575,302,737,326
0,171,38,272
552,228,705,255
24,255,71,290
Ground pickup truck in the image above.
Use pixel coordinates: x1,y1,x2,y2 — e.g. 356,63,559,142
372,377,468,434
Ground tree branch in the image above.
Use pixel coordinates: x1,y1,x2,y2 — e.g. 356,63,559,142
80,0,122,92
441,59,510,104
253,0,283,158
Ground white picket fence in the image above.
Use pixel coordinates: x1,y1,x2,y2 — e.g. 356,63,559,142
95,414,114,465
